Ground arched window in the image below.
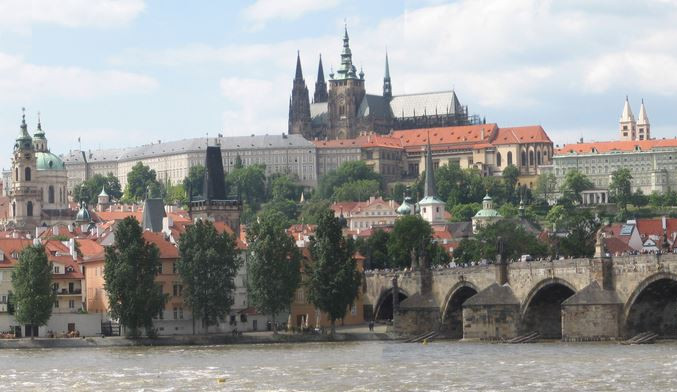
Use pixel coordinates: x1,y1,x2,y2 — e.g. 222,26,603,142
15,168,18,181
27,201,33,217
24,167,31,181
529,150,534,166
496,152,502,167
507,151,513,166
537,151,542,165
12,202,16,217
48,186,55,204
521,151,527,166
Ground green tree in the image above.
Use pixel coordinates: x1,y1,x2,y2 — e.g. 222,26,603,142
227,164,266,208
299,198,331,224
307,209,361,336
104,217,166,337
183,165,205,198
269,174,302,201
535,172,557,202
126,162,160,202
177,220,240,333
453,220,547,263
260,198,299,226
332,179,381,201
498,203,519,218
389,183,409,204
501,164,520,202
609,168,633,211
318,161,382,199
388,215,434,269
359,228,390,269
11,245,55,337
560,169,593,204
247,211,301,334
448,202,481,222
164,182,187,205
73,173,122,204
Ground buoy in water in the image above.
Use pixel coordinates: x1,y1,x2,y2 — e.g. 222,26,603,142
217,377,226,383
422,338,428,345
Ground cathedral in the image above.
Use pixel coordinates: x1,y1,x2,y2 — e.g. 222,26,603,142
6,110,71,231
288,26,480,140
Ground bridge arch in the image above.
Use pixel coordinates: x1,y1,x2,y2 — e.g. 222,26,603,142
373,287,409,322
624,272,677,338
439,281,479,338
521,278,576,339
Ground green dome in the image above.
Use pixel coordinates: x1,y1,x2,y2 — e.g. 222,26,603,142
36,152,65,170
75,202,91,222
474,209,501,218
396,202,412,215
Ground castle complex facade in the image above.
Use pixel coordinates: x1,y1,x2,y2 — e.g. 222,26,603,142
289,27,480,140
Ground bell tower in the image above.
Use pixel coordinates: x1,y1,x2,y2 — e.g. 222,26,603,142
10,108,41,229
328,25,365,139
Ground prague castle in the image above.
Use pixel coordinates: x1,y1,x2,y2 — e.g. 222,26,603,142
289,27,480,140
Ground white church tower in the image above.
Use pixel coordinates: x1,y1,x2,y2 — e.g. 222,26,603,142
418,133,446,225
637,99,650,140
619,96,636,141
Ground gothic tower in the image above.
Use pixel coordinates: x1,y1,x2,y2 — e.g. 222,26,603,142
619,96,636,141
327,25,366,139
288,51,312,138
9,109,40,229
383,51,392,100
637,99,650,140
313,55,328,103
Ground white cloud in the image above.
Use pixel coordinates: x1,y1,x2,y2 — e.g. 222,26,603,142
0,0,145,32
0,52,157,101
242,0,341,29
220,77,287,135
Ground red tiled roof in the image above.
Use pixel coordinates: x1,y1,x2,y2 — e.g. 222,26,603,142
492,126,551,145
0,238,33,267
636,218,677,239
556,138,677,155
142,231,178,259
76,238,105,260
94,210,143,222
313,134,402,149
392,124,498,147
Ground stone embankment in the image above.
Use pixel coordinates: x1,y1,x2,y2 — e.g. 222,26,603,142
0,331,393,349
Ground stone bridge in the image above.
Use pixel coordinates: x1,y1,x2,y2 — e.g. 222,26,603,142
363,254,677,340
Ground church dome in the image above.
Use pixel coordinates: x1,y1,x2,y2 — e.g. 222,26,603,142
36,152,65,170
396,202,411,215
75,202,91,222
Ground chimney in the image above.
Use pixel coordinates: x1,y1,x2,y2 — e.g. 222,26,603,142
68,238,77,260
67,224,74,233
663,216,667,231
481,128,485,140
32,238,40,247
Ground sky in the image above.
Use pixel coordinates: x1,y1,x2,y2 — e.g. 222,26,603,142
2,0,677,169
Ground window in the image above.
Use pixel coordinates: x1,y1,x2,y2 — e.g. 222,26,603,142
496,152,502,167
12,202,15,218
240,314,247,323
529,150,534,166
54,300,59,308
68,300,75,309
15,168,18,181
172,262,177,274
173,284,183,297
24,167,31,181
48,186,55,204
507,151,513,166
54,266,60,274
173,307,178,319
179,307,184,320
521,151,527,166
158,262,163,274
27,201,33,217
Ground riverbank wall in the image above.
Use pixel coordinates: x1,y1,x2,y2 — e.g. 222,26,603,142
0,331,395,349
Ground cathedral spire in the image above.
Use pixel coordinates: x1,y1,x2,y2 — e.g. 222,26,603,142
619,95,637,141
313,54,328,103
383,51,392,99
335,24,357,80
638,98,649,125
16,107,32,147
637,98,650,140
295,50,304,80
620,95,635,123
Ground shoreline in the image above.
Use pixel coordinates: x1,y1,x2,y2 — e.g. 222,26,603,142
0,331,396,349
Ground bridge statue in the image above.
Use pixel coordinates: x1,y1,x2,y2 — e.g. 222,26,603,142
594,227,606,258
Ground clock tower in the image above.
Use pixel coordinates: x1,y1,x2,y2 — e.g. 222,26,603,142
9,109,41,229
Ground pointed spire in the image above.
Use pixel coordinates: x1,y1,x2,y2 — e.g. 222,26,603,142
638,98,649,125
16,107,32,145
295,50,304,80
620,95,635,123
34,111,46,138
335,23,357,80
313,54,328,103
424,131,437,198
383,51,392,99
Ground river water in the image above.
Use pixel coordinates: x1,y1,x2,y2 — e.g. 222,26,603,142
1,341,677,391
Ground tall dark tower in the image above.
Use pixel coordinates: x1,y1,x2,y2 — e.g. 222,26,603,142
383,51,392,100
288,51,312,138
327,25,366,139
313,55,328,103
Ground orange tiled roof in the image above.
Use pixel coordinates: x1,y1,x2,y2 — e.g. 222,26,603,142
392,124,498,147
76,238,106,260
636,218,677,239
142,231,179,259
94,210,143,222
0,238,33,267
313,134,402,149
492,126,551,145
556,138,677,155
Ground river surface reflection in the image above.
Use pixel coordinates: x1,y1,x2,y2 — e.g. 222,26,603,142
1,340,677,391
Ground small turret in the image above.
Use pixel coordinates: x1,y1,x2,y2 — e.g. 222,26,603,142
15,108,33,151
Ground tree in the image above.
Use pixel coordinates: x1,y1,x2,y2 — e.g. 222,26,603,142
448,202,481,222
307,209,361,336
609,168,633,211
501,164,520,202
388,215,434,269
104,217,166,337
260,198,299,226
269,174,302,201
452,220,547,263
227,164,266,208
11,245,55,337
164,183,187,206
73,173,122,204
359,228,390,269
126,162,160,201
177,220,240,333
560,169,593,204
535,172,557,202
183,165,205,198
498,203,519,218
389,183,409,204
247,211,301,334
332,179,381,201
318,161,382,199
299,198,331,224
